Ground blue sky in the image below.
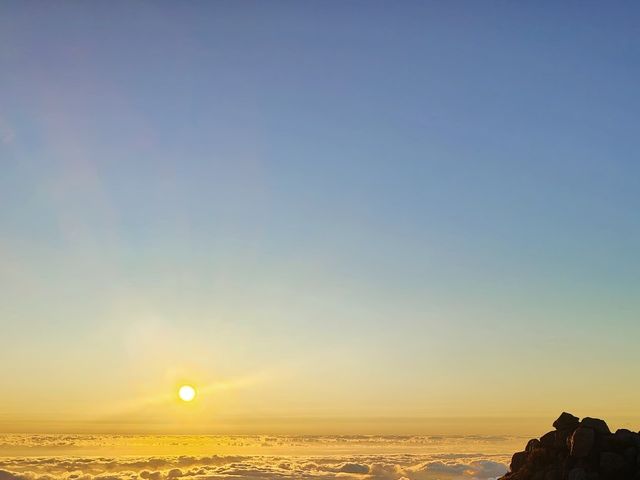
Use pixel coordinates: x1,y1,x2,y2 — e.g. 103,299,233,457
1,1,639,431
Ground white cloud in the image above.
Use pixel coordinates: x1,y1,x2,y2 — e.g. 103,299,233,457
0,455,507,480
0,434,512,480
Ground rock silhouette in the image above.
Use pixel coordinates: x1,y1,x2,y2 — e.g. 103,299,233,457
499,413,640,480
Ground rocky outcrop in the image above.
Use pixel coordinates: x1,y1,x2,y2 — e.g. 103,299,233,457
499,413,640,480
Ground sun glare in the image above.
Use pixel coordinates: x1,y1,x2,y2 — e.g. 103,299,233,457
178,385,196,402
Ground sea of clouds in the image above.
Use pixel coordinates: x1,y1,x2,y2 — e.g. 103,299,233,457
0,454,508,480
0,435,514,480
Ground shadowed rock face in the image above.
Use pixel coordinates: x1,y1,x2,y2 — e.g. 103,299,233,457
570,427,595,458
499,413,640,480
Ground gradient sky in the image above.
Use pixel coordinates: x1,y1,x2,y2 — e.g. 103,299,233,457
1,1,639,434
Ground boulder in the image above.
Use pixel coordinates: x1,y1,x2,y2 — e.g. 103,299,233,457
570,428,595,458
511,451,528,473
554,412,580,431
624,446,637,464
599,433,617,452
533,471,546,480
527,438,542,452
614,428,635,447
499,414,639,480
600,452,626,475
568,468,586,480
556,428,573,448
581,417,611,435
540,431,557,448
545,468,561,480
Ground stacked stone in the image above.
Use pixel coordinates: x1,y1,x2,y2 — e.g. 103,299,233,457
499,413,640,480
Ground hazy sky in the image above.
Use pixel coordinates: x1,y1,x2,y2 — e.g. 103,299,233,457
1,1,639,434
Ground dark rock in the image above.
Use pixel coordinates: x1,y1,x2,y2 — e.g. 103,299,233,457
545,468,561,480
614,429,635,448
527,438,542,452
499,414,639,480
571,428,596,458
533,471,546,480
581,417,611,435
541,431,557,448
511,451,528,473
600,452,625,475
554,412,580,431
623,446,637,464
598,434,617,452
529,446,555,467
568,467,586,480
556,428,573,449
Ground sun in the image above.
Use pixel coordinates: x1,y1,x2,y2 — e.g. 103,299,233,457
178,384,196,402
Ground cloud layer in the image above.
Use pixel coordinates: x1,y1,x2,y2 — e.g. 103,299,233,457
0,454,507,480
0,434,511,480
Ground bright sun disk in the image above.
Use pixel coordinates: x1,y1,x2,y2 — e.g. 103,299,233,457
178,385,196,402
